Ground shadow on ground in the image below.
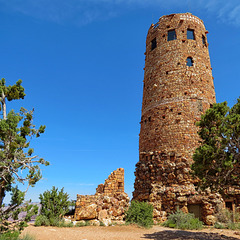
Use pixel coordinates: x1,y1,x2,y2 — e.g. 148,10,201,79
142,230,240,240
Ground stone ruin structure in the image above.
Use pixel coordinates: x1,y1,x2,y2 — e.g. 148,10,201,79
74,168,129,225
133,13,240,225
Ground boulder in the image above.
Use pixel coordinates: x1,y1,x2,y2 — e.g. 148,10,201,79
75,204,97,220
98,210,108,221
205,215,216,225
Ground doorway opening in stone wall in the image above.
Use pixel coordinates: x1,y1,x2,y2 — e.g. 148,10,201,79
188,204,202,220
225,201,233,211
224,199,236,222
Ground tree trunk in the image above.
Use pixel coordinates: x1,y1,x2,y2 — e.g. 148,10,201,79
0,179,6,207
2,95,6,120
1,90,6,120
0,92,6,206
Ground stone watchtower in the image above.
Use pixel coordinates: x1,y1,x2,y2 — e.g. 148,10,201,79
133,13,221,223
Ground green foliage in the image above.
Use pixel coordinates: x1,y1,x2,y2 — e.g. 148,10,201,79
215,208,233,223
0,79,25,104
0,231,20,240
60,221,74,228
125,200,154,228
35,186,71,227
34,215,50,226
163,209,203,230
214,208,240,230
18,234,36,240
85,220,90,226
214,222,225,229
39,186,70,221
0,78,48,234
192,99,240,192
34,215,75,228
75,221,86,227
0,231,35,240
99,221,105,226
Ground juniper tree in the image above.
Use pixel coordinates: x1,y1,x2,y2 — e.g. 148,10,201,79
0,78,49,233
35,186,70,226
192,99,240,192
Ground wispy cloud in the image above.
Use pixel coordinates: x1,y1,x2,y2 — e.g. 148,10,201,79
201,0,240,26
0,0,240,26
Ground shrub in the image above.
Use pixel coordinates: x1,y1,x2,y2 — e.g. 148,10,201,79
58,221,74,228
0,231,20,240
34,215,50,226
35,186,71,227
39,186,70,220
215,209,233,223
19,234,36,240
125,200,153,228
163,209,203,230
75,221,86,227
214,222,225,229
214,208,240,230
49,217,62,227
0,232,35,240
85,221,90,226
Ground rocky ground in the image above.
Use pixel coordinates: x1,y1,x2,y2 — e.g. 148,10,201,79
21,224,240,240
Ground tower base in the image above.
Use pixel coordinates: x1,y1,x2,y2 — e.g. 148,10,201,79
133,151,240,225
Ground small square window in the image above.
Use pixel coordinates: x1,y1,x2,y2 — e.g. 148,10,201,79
151,38,157,50
168,30,177,41
187,57,193,67
187,29,195,40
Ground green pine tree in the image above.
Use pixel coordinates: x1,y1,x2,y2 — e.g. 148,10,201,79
192,98,240,192
0,78,49,233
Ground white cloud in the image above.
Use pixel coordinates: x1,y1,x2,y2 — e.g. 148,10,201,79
200,0,240,26
0,0,240,26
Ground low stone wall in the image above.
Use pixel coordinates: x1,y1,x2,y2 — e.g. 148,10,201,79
74,168,129,223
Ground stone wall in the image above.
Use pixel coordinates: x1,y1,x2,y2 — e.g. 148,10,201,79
74,168,129,223
96,168,124,196
133,13,238,225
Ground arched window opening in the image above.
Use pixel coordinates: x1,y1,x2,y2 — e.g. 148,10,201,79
168,29,177,41
187,57,193,67
187,29,195,40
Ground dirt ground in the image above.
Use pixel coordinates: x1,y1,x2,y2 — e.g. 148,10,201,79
20,225,240,240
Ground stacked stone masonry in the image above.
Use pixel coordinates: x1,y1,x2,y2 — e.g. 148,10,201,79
133,13,240,225
74,168,129,222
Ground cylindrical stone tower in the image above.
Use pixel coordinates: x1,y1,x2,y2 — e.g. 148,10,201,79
133,13,218,222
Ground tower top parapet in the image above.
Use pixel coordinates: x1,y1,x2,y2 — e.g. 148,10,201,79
151,13,206,32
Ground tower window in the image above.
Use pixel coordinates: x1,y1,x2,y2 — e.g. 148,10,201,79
187,29,195,40
168,30,177,41
187,57,193,67
198,100,203,112
202,35,206,45
151,38,157,50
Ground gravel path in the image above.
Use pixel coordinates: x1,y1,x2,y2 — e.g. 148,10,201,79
21,225,240,240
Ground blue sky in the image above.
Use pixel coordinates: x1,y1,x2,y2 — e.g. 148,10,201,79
1,0,240,203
